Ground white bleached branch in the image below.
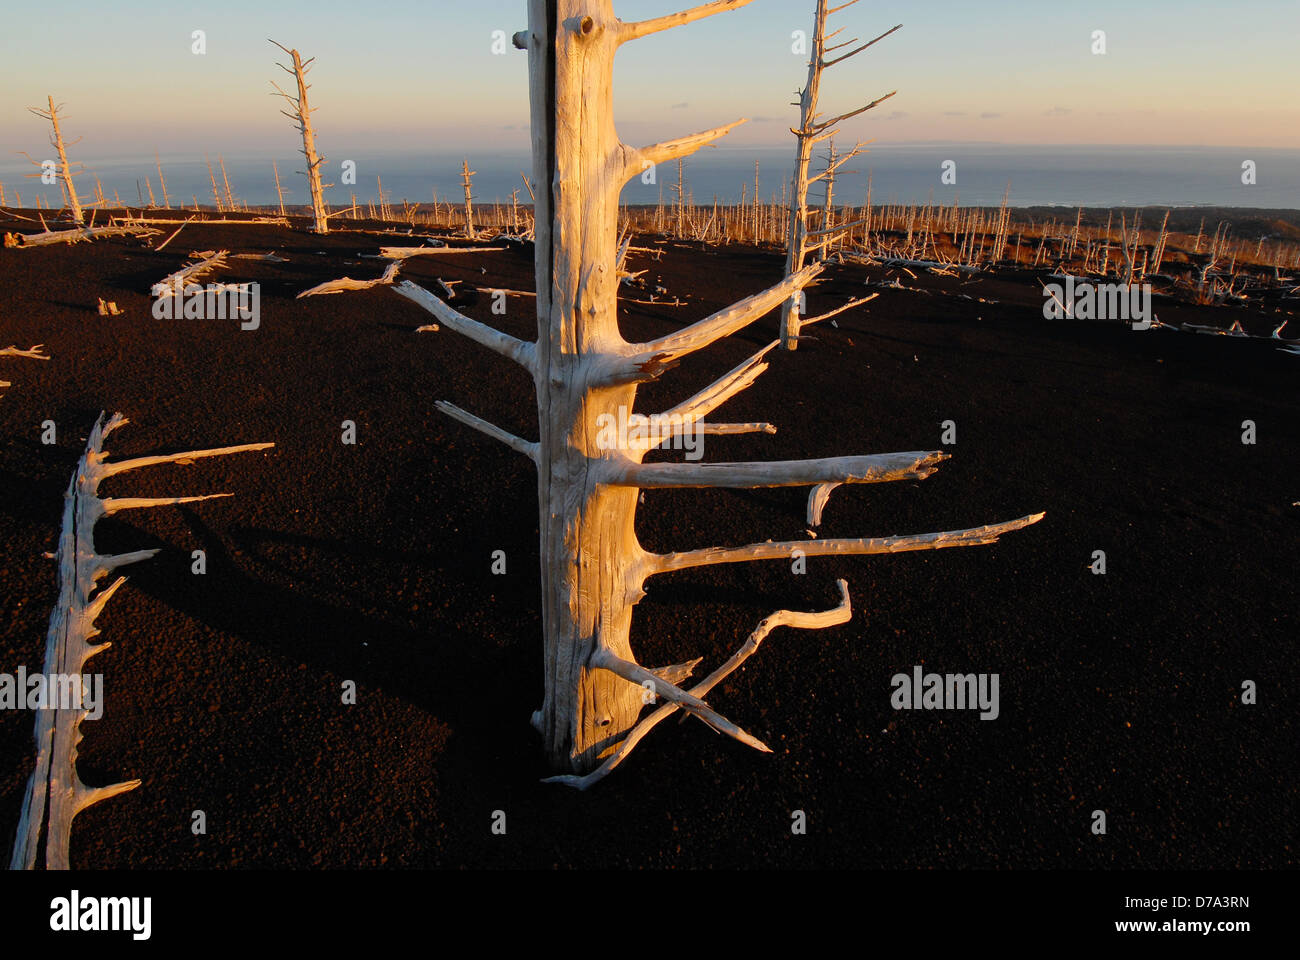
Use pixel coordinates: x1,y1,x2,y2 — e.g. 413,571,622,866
393,280,536,372
648,513,1046,576
435,400,538,462
807,481,841,525
661,340,778,421
611,264,823,382
297,261,401,298
617,0,754,43
610,449,947,489
0,344,50,361
545,581,852,789
151,250,229,297
801,292,877,327
587,647,770,753
622,121,747,183
378,246,505,260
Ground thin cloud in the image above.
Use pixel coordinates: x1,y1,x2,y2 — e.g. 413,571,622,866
980,111,1002,119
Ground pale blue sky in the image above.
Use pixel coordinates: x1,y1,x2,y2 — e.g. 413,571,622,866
1,0,1296,161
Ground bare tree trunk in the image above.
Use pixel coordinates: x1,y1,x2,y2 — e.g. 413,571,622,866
1151,210,1170,275
819,138,836,258
272,159,286,216
779,3,899,349
155,151,170,209
25,96,84,225
461,159,476,236
675,159,685,238
270,40,330,234
397,0,1041,784
206,156,224,212
218,156,236,211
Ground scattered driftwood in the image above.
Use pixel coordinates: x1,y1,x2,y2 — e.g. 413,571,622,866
298,261,401,297
9,413,273,870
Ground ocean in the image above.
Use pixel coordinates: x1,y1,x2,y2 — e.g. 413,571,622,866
2,144,1297,211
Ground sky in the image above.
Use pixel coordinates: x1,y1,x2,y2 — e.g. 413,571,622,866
1,0,1297,163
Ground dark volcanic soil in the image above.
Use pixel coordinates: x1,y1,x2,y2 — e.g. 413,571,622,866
0,214,1295,869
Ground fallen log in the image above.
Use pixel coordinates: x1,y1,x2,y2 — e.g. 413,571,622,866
377,245,506,260
9,413,273,869
298,261,401,298
151,250,229,296
4,224,158,248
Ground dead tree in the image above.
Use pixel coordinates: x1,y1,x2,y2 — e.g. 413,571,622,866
673,159,686,237
206,156,224,212
1194,222,1232,304
1150,210,1170,275
780,3,900,349
396,0,1040,786
272,159,287,216
1117,211,1142,287
155,151,171,210
269,40,330,234
816,137,839,257
218,156,237,211
10,413,272,869
461,159,476,236
23,97,85,225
